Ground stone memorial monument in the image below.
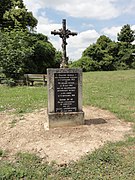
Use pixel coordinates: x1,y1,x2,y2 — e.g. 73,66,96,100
47,19,84,128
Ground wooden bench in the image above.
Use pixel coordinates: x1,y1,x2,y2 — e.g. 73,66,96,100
24,74,47,86
0,77,6,84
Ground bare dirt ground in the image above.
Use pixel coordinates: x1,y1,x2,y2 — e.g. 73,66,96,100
0,106,133,164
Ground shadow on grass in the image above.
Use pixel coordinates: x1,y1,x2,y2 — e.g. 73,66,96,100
84,118,107,125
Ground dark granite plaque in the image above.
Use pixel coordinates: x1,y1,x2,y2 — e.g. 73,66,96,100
54,73,78,112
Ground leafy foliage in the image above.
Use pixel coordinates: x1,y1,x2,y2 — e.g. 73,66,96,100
0,0,37,30
24,33,57,74
117,24,135,43
54,50,63,68
72,25,135,71
70,56,99,71
0,0,61,81
96,35,112,49
0,29,33,79
0,29,60,79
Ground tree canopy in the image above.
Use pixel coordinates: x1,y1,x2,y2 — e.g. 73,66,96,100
0,0,61,82
0,0,37,30
71,24,135,71
0,29,33,79
0,29,61,79
117,24,135,43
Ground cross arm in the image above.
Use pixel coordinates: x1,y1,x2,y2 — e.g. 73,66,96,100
51,30,62,36
66,29,77,37
68,32,77,36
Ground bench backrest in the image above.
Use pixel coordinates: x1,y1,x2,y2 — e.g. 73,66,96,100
24,74,47,79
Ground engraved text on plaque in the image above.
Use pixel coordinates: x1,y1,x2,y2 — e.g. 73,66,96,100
54,73,78,112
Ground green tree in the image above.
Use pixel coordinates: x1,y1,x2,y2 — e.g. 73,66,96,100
0,29,33,79
54,51,62,68
82,36,114,71
116,24,135,69
70,57,100,71
83,43,103,62
96,35,112,50
30,32,59,73
0,0,12,28
99,54,114,71
28,39,56,74
117,24,135,44
74,27,135,72
0,0,37,30
0,1,60,80
116,42,135,70
106,41,119,58
0,30,60,78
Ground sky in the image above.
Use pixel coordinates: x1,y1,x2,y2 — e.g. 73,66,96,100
23,0,135,61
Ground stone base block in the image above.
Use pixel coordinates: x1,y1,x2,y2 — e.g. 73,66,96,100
48,111,84,128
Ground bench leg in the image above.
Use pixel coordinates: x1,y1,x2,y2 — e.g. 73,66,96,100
26,81,29,86
44,81,47,86
31,81,34,86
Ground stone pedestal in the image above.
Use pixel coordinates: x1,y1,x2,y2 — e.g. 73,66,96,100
47,68,84,128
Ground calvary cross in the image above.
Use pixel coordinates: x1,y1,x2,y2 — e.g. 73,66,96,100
51,19,77,68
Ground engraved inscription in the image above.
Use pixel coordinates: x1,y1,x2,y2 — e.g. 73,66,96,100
54,73,78,112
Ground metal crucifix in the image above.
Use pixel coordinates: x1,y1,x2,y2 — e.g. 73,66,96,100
51,19,77,68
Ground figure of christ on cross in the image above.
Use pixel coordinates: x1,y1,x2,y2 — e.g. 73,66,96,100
51,19,77,68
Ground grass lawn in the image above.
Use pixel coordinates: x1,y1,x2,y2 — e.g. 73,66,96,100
0,85,48,114
0,70,135,179
83,70,135,122
0,138,135,179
